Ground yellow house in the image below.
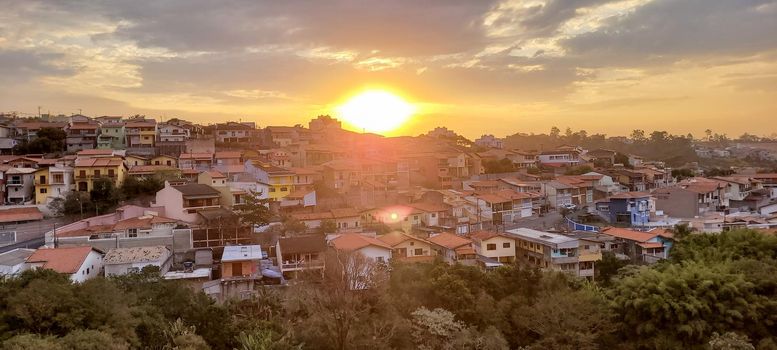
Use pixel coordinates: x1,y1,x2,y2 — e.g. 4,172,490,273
262,165,294,200
469,231,517,263
151,155,178,167
33,166,74,204
74,157,128,192
125,120,157,148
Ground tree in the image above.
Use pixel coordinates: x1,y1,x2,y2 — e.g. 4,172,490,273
709,332,755,350
90,177,119,214
410,307,465,350
483,158,514,174
60,191,94,217
564,165,593,175
550,126,560,138
233,191,271,228
630,129,646,143
594,251,628,287
317,220,337,235
279,217,307,236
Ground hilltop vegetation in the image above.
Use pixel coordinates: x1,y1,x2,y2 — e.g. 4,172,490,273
2,229,777,349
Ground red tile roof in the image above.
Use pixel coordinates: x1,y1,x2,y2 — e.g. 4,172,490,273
0,207,43,223
75,158,124,167
26,246,97,274
428,232,471,249
609,191,651,199
330,233,392,251
600,227,656,243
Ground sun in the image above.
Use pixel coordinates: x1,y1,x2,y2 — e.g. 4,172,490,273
336,90,416,134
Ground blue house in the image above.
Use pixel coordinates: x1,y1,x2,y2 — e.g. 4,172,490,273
596,191,651,227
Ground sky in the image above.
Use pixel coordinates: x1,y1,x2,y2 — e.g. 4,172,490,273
0,0,776,139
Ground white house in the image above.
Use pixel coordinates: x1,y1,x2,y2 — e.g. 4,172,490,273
25,246,104,283
329,233,392,264
0,248,35,276
103,246,173,276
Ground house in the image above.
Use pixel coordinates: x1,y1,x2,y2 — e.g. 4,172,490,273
599,227,673,264
376,231,435,262
103,246,173,276
291,208,361,233
179,152,214,172
34,166,74,204
329,233,392,264
124,154,148,167
474,134,504,149
220,245,262,279
0,248,35,276
469,231,516,264
157,123,190,142
125,119,157,148
587,149,617,167
321,159,361,193
5,167,36,204
0,207,44,227
154,182,222,223
427,232,476,265
506,228,582,276
654,179,725,218
97,122,126,149
49,208,192,254
537,149,581,167
276,235,327,277
595,192,652,226
362,205,425,232
542,180,573,209
244,162,294,200
74,157,127,192
609,169,648,192
66,122,100,151
25,246,104,283
151,155,178,167
215,122,255,143
213,151,244,175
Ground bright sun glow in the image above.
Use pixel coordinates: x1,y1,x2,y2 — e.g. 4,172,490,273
336,90,415,134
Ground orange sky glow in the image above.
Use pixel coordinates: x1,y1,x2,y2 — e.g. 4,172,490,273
1,1,775,139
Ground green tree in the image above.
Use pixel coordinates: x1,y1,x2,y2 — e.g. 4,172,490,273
317,220,337,235
1,334,63,350
594,251,628,287
233,191,271,228
90,177,119,214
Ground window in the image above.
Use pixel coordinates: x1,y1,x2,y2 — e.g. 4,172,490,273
108,169,115,177
503,242,510,248
487,243,497,251
409,241,414,246
39,175,46,184
280,187,288,191
94,170,101,177
376,257,385,263
414,248,424,255
40,188,47,194
584,245,590,250
431,213,436,218
269,188,276,192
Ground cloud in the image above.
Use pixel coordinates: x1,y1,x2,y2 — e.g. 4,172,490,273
0,49,71,82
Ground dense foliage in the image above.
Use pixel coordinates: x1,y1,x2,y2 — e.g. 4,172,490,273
12,128,67,154
2,228,777,349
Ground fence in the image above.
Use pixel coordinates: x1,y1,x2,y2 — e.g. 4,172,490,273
566,218,599,232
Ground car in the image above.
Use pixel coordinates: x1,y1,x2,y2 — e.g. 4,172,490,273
561,203,577,210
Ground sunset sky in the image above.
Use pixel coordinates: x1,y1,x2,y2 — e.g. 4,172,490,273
1,0,775,138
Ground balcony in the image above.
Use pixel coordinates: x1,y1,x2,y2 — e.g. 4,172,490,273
552,256,579,264
281,260,325,271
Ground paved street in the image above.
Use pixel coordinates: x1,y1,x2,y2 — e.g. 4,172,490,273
0,217,73,253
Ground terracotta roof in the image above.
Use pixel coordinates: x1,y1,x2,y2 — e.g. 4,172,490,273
0,207,43,223
637,242,663,249
428,232,472,249
469,230,511,242
26,246,98,274
77,149,114,156
16,122,67,130
600,227,656,243
477,193,511,204
322,159,359,171
409,202,450,213
330,233,392,251
493,189,533,200
204,170,226,178
289,167,319,175
214,151,241,158
377,231,427,246
330,208,360,218
75,158,124,167
454,246,477,255
69,123,100,131
57,224,116,238
113,215,177,231
125,121,157,128
279,235,327,254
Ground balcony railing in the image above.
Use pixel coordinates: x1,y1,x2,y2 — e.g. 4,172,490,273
281,260,325,271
